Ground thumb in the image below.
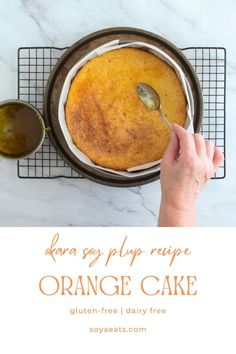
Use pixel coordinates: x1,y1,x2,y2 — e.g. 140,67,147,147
163,130,179,162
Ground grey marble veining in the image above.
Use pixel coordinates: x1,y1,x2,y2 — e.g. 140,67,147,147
0,0,235,226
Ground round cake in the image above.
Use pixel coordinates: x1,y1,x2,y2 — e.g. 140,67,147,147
65,48,186,170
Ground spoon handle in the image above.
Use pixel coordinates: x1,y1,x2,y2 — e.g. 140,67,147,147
159,109,173,130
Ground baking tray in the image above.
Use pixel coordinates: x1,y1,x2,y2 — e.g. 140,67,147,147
43,27,203,187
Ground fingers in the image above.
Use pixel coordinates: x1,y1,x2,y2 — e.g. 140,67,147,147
205,140,215,159
163,130,179,162
170,124,223,173
213,146,224,170
172,124,196,157
193,134,206,156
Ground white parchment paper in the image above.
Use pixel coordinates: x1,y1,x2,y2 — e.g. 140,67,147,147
58,40,194,177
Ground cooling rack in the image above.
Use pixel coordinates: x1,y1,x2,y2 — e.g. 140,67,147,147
17,46,226,179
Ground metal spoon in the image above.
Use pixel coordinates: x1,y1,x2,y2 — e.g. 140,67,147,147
136,82,172,129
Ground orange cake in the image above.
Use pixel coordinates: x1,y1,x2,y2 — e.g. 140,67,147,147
65,48,186,170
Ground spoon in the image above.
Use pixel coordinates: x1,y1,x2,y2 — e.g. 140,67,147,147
136,82,172,129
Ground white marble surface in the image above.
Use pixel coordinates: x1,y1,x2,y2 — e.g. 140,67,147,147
0,0,235,226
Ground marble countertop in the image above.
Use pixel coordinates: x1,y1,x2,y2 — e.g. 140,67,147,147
0,0,235,226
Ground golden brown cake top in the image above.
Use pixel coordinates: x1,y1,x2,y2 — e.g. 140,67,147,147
65,48,186,170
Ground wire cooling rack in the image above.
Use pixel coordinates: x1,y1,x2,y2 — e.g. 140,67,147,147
17,46,226,179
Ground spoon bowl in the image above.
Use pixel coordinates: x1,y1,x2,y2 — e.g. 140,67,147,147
137,82,172,129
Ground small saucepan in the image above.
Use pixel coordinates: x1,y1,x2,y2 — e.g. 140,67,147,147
0,99,46,160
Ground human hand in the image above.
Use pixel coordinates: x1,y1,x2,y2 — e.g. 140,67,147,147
158,124,224,226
